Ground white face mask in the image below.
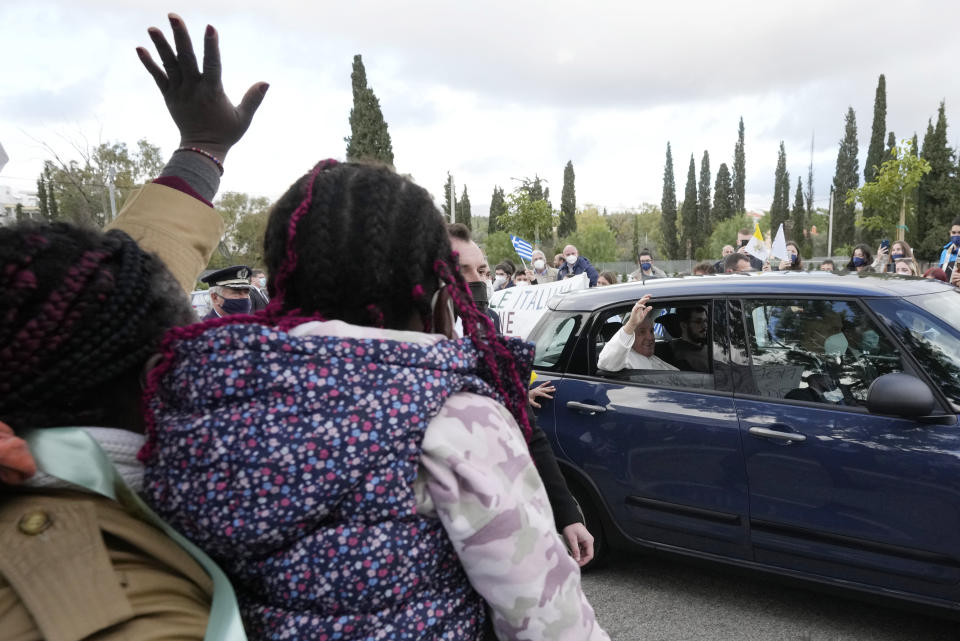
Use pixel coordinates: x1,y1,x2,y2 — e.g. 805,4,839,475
515,281,530,287
533,259,546,271
565,254,578,265
494,275,507,287
486,280,495,300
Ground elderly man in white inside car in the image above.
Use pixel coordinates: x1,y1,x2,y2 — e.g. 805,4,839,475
598,294,678,371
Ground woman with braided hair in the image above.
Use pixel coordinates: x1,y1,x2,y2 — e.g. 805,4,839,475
139,158,608,641
0,14,267,640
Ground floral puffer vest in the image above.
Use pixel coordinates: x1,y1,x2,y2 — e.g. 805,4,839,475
141,322,521,640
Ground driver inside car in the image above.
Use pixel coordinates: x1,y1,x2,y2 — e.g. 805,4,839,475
598,294,678,372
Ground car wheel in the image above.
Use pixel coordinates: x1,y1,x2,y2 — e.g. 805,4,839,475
570,482,608,571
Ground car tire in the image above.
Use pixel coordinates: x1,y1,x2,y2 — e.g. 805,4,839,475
570,482,608,571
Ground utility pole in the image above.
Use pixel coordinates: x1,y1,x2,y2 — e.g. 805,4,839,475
827,187,835,257
448,174,455,224
107,167,118,223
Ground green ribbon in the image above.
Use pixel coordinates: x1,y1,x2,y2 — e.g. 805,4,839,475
20,427,246,641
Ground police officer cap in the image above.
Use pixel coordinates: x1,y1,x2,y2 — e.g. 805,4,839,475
200,265,252,290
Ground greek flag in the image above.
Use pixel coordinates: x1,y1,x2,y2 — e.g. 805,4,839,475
510,234,534,261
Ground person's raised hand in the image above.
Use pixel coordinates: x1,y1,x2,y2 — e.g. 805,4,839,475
624,294,652,333
136,13,269,164
527,381,556,409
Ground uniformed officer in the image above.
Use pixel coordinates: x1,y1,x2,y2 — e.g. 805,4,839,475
200,265,252,320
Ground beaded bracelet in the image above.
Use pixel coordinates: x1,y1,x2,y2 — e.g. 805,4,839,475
174,146,224,175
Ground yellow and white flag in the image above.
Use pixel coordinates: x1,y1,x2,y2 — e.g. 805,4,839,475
745,223,769,261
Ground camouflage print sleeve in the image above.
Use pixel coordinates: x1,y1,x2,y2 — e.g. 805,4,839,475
414,392,610,641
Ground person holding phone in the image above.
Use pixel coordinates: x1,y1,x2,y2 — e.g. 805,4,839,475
938,219,960,279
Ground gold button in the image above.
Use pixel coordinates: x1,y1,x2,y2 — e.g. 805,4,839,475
17,511,52,536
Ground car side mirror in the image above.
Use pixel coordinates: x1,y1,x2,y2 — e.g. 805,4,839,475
866,373,937,417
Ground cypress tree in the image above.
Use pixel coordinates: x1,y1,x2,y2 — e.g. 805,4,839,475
770,142,791,235
559,160,577,237
791,177,806,249
713,163,734,222
831,107,860,248
680,154,699,259
698,151,711,229
865,75,887,184
806,132,815,214
732,117,746,213
632,213,641,261
442,173,457,220
884,131,897,163
457,185,472,230
15,203,26,223
660,143,679,259
44,164,59,221
344,55,394,165
916,103,957,259
36,174,49,221
911,132,919,157
488,186,507,234
543,186,551,211
527,175,544,203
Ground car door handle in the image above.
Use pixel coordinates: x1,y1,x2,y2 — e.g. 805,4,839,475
567,401,607,414
748,426,806,443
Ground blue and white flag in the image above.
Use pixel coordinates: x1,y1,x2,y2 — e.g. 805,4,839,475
510,234,534,261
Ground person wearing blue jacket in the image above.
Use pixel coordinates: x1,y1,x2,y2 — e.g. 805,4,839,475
937,218,960,279
557,244,600,286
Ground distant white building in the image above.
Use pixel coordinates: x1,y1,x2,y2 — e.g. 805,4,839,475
0,184,39,225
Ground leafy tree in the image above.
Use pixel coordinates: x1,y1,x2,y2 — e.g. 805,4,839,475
36,174,50,221
705,214,758,262
481,231,518,268
496,186,556,243
527,175,544,203
559,160,577,237
916,103,957,258
208,192,273,270
849,139,931,243
442,173,457,221
831,107,860,248
865,75,887,184
698,151,711,229
732,117,746,213
560,209,617,263
769,141,790,235
488,185,506,234
456,185,472,229
679,155,698,259
38,138,163,227
791,177,806,252
344,55,394,164
660,143,679,259
15,203,26,223
713,163,734,222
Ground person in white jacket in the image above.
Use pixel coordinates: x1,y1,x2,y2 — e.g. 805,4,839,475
598,295,678,372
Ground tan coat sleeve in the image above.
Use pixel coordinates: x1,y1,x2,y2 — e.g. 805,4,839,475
105,183,225,294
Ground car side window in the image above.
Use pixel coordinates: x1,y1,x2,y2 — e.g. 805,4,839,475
531,312,583,372
590,300,716,391
741,298,902,406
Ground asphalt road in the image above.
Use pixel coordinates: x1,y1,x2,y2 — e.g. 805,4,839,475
580,552,958,641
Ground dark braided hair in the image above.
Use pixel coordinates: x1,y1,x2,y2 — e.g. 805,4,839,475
0,221,194,430
261,160,533,438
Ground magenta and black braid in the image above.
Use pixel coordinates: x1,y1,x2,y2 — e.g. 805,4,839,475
432,256,533,441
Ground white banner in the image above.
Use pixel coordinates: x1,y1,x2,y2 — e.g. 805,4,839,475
489,273,589,338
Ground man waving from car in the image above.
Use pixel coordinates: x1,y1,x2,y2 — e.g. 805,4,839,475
598,295,678,372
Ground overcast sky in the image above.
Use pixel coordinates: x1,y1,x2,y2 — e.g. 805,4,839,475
3,0,960,219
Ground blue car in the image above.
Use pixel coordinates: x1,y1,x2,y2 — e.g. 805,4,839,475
528,271,960,612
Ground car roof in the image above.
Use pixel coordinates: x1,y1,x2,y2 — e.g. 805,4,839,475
549,272,957,311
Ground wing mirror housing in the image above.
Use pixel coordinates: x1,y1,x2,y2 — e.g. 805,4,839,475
866,373,937,417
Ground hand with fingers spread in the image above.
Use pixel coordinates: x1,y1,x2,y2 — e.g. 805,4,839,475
136,13,268,167
527,381,555,409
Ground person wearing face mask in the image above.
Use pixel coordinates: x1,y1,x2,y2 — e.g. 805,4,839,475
493,261,516,292
894,258,920,276
530,250,558,284
249,268,270,312
876,240,914,273
513,271,532,287
557,244,599,286
844,244,874,273
200,265,253,320
629,248,667,280
938,218,960,279
774,241,803,271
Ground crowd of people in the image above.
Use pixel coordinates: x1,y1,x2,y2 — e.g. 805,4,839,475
0,15,607,641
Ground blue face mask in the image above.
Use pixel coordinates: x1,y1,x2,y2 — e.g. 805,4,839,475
641,261,652,271
951,235,960,247
891,252,903,260
852,256,866,267
220,296,251,315
258,277,266,288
